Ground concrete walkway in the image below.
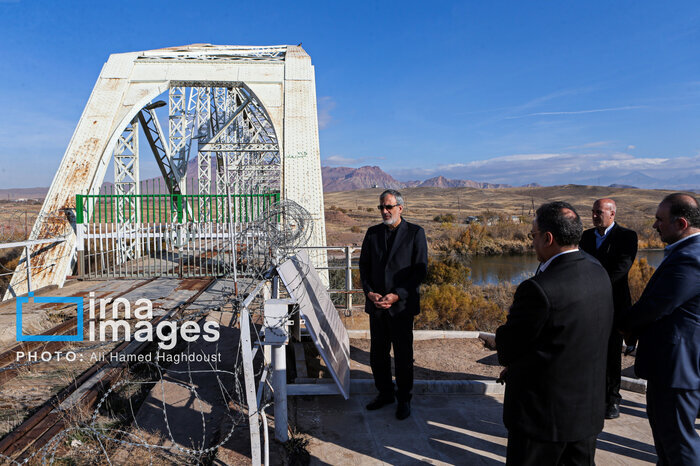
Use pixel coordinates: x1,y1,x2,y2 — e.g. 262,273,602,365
292,391,669,465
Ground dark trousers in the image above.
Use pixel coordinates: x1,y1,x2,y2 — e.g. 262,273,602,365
606,331,623,406
646,382,700,466
369,310,414,402
506,429,597,466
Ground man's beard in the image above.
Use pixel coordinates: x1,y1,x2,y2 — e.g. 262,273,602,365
383,216,398,226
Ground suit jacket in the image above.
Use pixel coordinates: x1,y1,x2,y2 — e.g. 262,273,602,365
359,219,428,316
580,223,638,315
619,234,700,389
496,251,614,442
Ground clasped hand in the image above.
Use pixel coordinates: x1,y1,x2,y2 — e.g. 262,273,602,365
367,292,399,309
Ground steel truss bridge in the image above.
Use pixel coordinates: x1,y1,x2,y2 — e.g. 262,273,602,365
4,44,327,299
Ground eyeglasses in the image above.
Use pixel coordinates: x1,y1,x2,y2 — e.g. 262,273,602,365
377,204,399,211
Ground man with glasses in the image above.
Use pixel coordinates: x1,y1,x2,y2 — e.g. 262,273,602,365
579,198,638,420
496,202,613,465
359,189,428,420
618,193,700,465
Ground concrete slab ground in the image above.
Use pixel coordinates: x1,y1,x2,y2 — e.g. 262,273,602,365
291,390,698,465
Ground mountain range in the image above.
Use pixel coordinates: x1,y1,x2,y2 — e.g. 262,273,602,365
1,163,697,200
321,166,513,192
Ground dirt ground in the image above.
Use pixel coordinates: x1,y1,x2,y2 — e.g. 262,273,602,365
313,336,638,381
350,338,502,380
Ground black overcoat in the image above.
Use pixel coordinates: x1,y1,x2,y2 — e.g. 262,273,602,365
359,219,428,316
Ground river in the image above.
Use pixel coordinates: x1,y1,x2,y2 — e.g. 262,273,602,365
469,250,665,286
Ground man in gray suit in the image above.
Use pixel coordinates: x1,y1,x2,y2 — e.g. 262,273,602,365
619,193,700,465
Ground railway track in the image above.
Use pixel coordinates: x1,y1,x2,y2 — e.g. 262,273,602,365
0,277,215,463
0,278,158,386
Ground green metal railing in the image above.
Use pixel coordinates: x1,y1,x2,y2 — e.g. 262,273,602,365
75,193,281,224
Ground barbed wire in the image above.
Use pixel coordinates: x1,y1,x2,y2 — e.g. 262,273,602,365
0,201,318,464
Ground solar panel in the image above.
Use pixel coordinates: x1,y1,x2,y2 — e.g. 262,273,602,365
277,250,350,399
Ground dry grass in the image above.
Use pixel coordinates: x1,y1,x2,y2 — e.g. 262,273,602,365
324,185,678,250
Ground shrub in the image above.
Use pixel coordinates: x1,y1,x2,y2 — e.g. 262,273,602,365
426,257,470,286
436,222,532,257
433,213,456,223
628,258,656,303
416,284,506,331
624,219,664,249
350,225,363,233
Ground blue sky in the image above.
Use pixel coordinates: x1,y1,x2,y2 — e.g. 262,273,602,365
1,0,699,188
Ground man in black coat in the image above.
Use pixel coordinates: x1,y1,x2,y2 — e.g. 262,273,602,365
579,198,638,419
359,189,428,420
496,201,614,465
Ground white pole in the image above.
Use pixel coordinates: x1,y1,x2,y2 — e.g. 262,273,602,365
272,343,288,442
240,305,262,465
25,245,32,293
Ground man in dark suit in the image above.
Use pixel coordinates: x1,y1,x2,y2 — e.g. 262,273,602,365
359,189,428,420
618,193,700,465
496,201,614,465
579,198,638,419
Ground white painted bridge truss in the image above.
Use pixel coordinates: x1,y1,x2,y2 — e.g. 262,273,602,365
5,44,327,298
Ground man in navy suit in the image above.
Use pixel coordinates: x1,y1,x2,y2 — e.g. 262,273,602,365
619,193,700,465
497,202,613,465
359,189,428,420
580,198,638,419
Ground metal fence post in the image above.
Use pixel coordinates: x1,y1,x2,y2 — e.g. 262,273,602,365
272,343,288,442
345,246,353,311
25,245,32,293
240,304,262,465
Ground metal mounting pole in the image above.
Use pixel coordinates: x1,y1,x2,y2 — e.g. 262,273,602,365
25,246,32,293
345,246,353,311
240,305,262,465
265,274,289,442
272,343,288,442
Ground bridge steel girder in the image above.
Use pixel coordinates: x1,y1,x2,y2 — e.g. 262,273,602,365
4,44,327,300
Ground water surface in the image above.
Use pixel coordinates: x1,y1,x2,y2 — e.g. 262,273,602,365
469,250,664,286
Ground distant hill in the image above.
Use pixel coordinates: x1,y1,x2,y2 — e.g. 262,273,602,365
580,171,699,191
0,187,49,200
416,176,510,189
322,166,404,192
4,161,696,198
321,166,511,192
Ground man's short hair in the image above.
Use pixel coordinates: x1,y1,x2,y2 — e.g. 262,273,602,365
535,201,583,246
662,193,700,228
380,189,404,206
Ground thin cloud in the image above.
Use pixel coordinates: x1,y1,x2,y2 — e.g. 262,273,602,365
317,96,336,130
393,152,700,188
509,87,595,115
506,105,646,119
323,155,365,166
565,141,615,150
